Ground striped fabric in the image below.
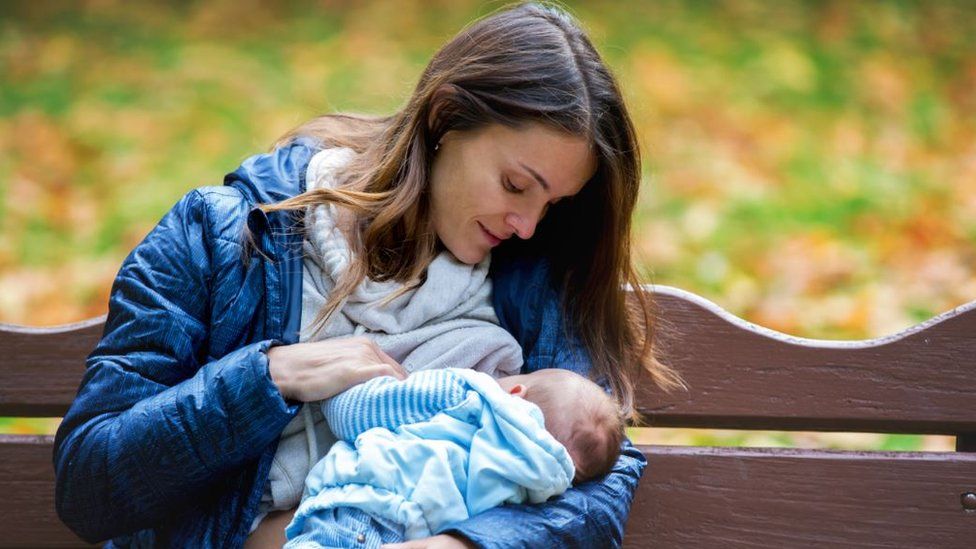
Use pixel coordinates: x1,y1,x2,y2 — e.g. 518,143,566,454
324,369,469,443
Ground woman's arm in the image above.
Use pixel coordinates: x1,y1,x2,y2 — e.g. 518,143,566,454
53,188,299,543
441,441,646,549
431,251,647,548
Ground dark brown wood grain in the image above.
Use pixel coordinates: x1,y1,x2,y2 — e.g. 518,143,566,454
0,435,96,548
624,445,976,549
0,317,104,417
636,287,976,435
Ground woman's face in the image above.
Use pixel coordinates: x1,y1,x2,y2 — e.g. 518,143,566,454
428,122,598,265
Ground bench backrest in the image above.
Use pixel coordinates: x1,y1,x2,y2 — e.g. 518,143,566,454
1,286,973,547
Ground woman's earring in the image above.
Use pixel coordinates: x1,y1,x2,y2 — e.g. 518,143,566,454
434,141,441,152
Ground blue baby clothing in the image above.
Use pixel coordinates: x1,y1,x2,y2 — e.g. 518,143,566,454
285,508,404,549
285,369,575,544
324,368,469,442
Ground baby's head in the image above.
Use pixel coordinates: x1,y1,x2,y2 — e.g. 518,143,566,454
497,369,624,483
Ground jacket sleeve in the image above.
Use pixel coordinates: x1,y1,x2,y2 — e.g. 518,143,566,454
440,253,648,548
441,441,646,549
52,189,299,543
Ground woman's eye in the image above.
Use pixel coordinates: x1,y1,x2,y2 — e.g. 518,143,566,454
503,177,524,194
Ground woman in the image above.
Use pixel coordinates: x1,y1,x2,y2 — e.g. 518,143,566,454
53,2,681,548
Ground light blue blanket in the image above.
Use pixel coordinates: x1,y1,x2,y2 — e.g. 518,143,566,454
285,369,575,540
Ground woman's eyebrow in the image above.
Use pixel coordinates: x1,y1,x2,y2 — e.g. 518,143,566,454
517,161,551,192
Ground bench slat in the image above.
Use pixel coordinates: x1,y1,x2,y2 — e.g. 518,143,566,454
0,435,95,548
636,287,976,435
5,437,974,547
0,317,104,417
624,445,976,548
4,291,975,435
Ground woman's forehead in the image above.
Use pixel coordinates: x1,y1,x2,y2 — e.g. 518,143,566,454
487,123,597,193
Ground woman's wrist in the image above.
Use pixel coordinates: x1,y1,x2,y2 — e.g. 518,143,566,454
266,345,295,400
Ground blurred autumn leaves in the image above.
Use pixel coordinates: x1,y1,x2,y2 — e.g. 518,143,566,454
0,1,973,446
612,1,976,340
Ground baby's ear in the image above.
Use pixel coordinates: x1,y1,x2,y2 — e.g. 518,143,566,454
507,383,528,399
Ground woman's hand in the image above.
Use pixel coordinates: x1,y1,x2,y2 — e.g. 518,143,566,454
381,534,477,549
267,337,407,402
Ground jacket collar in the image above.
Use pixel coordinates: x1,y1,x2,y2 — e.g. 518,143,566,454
224,138,321,346
224,136,321,207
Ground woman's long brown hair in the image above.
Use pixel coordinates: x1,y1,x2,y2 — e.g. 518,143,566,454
251,1,684,421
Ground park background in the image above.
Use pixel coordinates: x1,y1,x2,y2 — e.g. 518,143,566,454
1,0,974,451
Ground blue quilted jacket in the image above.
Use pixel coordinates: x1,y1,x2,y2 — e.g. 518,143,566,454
52,138,647,548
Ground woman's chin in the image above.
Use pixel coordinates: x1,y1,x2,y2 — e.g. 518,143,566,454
446,245,488,265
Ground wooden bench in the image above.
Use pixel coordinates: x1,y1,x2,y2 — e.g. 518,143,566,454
1,286,973,547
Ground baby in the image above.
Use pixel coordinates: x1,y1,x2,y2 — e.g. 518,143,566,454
283,367,624,548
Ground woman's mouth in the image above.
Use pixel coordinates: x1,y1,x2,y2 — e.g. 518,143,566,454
478,222,502,247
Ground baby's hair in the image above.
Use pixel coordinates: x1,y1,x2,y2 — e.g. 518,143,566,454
525,369,625,483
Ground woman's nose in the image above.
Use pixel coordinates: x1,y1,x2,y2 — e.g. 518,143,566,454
505,211,539,240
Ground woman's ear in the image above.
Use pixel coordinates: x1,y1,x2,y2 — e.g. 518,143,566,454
427,83,460,135
507,383,528,399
